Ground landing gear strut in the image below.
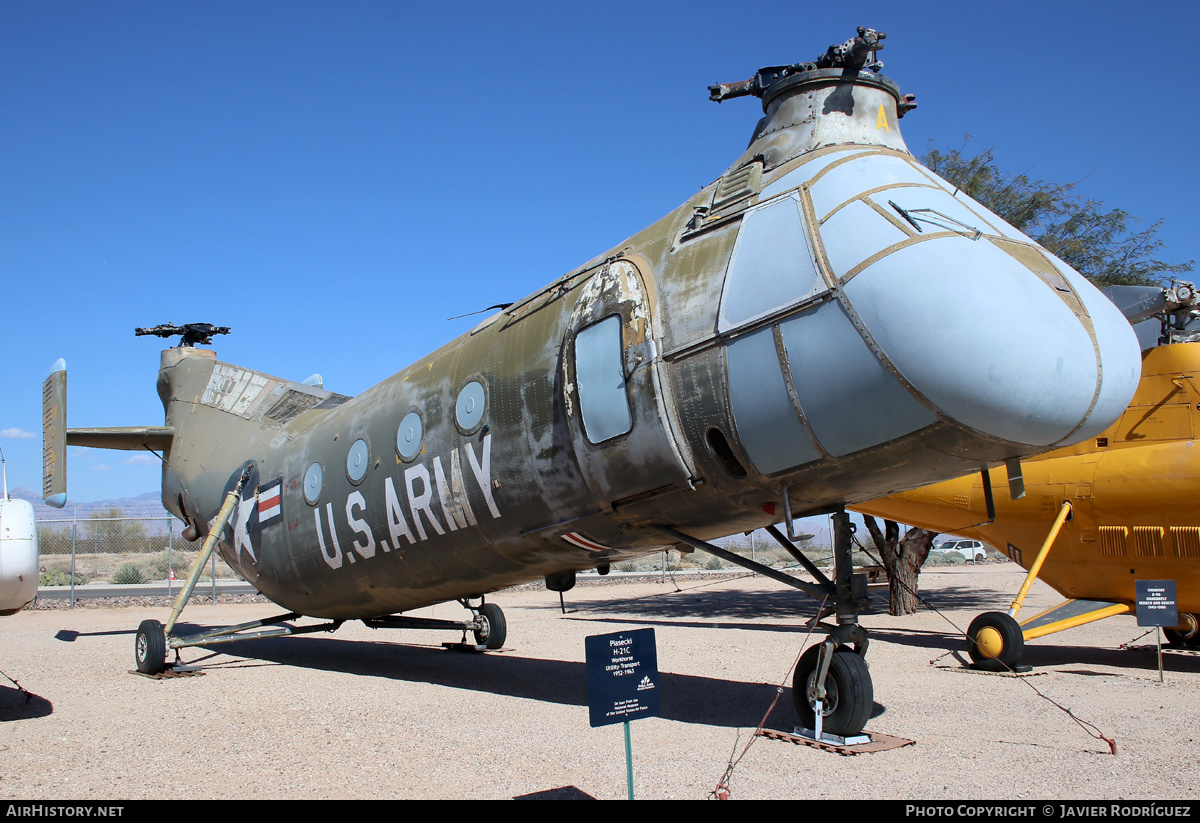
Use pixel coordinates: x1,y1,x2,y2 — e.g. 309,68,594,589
133,601,510,675
660,508,875,737
790,510,873,739
964,501,1070,670
130,468,509,674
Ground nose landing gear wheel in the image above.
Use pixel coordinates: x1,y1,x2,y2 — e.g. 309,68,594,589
967,611,1025,670
793,645,873,737
473,603,507,650
135,619,167,675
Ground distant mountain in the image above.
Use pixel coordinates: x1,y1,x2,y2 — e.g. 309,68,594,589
9,486,172,531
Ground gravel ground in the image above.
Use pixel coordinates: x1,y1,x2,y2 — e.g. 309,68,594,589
0,563,1196,800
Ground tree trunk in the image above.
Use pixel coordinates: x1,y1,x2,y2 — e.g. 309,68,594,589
862,515,937,616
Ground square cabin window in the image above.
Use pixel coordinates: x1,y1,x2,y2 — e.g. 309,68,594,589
575,315,632,443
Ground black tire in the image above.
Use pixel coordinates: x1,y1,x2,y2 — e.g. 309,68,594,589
135,619,166,675
967,611,1024,671
1164,614,1200,648
473,603,507,650
792,646,873,737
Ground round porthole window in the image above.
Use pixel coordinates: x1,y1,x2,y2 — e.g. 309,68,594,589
303,462,323,505
396,412,423,461
346,439,369,484
455,380,487,433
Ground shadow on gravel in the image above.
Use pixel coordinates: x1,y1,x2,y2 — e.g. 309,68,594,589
561,584,1200,678
873,624,1200,674
54,628,133,642
563,615,808,635
553,580,1015,624
559,584,825,622
0,682,52,721
514,786,596,800
1022,642,1200,674
199,633,832,729
896,583,1016,613
857,626,962,651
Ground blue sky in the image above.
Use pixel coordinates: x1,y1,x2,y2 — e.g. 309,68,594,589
2,1,1197,504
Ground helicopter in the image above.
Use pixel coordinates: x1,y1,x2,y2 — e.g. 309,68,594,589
41,28,1141,738
0,447,38,616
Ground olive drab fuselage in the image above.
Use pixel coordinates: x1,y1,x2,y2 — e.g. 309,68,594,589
152,67,1140,621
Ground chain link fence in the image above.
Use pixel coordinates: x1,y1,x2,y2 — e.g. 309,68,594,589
36,505,243,606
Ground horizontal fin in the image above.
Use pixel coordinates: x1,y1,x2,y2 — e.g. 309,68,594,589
66,427,174,451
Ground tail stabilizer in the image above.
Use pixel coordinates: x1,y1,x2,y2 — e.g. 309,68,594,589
66,428,174,450
42,359,66,508
41,359,175,509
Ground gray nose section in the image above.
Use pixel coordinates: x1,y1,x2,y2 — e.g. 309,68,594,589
719,149,1141,477
1044,256,1145,444
843,236,1139,447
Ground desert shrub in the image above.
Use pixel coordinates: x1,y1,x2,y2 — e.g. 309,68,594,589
36,529,74,556
110,563,148,585
144,551,171,579
144,550,198,580
39,568,88,586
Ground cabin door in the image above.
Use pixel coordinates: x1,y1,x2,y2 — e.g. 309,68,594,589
563,258,693,510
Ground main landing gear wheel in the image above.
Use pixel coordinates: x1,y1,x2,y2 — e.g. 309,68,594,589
135,619,167,675
793,645,873,737
473,603,507,650
1165,613,1200,649
967,611,1025,671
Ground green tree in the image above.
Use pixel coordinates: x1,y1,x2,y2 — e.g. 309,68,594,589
860,517,936,617
921,141,1194,287
85,508,149,552
860,141,1196,617
36,527,73,556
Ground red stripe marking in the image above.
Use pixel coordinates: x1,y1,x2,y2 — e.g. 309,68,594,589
563,532,610,552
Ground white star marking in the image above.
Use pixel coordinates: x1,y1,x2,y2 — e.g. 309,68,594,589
232,490,258,564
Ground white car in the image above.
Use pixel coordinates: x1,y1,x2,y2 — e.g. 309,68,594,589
932,539,987,562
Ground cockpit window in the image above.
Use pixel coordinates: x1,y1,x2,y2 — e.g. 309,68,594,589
718,196,825,332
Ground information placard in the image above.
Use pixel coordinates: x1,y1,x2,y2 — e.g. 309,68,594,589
1135,579,1178,627
585,628,660,728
